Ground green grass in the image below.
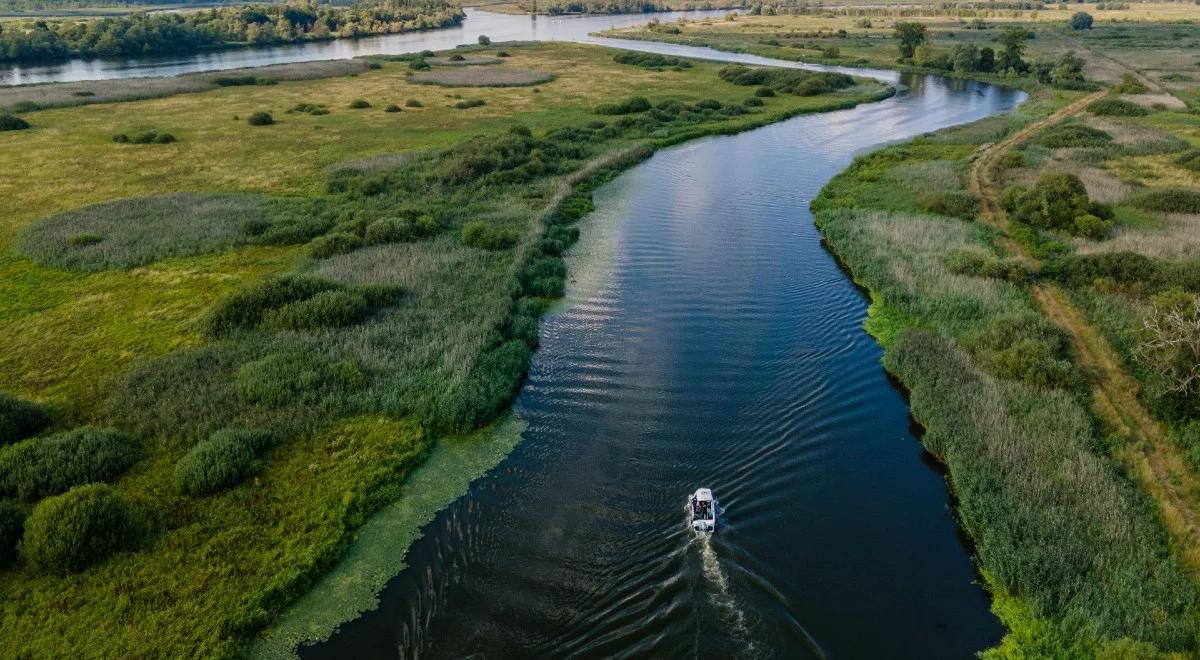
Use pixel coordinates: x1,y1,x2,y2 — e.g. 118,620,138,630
0,42,892,657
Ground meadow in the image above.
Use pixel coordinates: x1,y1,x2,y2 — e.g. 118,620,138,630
0,41,890,656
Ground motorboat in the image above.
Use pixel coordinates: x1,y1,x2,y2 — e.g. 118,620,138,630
689,488,716,532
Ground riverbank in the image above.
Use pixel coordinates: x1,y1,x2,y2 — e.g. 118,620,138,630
0,41,893,656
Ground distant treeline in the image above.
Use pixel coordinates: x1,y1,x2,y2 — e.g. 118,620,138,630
529,0,750,16
0,0,464,62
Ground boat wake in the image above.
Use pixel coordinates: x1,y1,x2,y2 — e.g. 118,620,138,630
687,505,757,657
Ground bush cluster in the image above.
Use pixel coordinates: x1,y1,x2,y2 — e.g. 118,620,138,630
1087,97,1149,117
174,428,273,496
453,99,486,109
1127,188,1200,214
364,215,438,244
289,103,329,116
595,95,651,115
918,191,977,219
0,426,140,501
718,65,854,96
965,314,1076,389
204,275,339,336
348,99,371,109
461,221,518,250
309,231,364,258
0,392,50,446
1002,172,1114,238
1036,123,1111,149
21,484,140,574
1043,251,1200,294
213,76,276,87
0,114,31,131
612,52,692,69
260,289,371,332
944,248,1032,281
247,111,274,126
112,131,176,144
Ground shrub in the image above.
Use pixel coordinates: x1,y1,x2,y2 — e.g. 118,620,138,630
0,501,22,567
405,98,423,108
21,484,139,574
461,221,518,250
612,52,692,69
0,426,140,501
496,50,510,57
260,289,371,331
754,86,775,97
309,231,364,258
1087,97,1149,117
744,97,764,107
1113,72,1148,94
1177,150,1200,173
453,99,486,109
1127,188,1200,214
131,131,158,144
967,314,1076,389
999,151,1025,169
111,133,129,143
409,58,431,71
384,104,402,113
1069,11,1093,30
0,392,50,446
1134,290,1200,413
0,114,30,131
1073,213,1113,240
1036,123,1111,148
944,248,1032,281
447,54,465,62
348,99,371,109
153,133,176,144
919,191,977,219
595,96,651,115
174,433,259,496
1008,172,1107,235
364,215,437,244
247,112,274,126
203,274,340,336
213,76,275,87
234,352,365,406
521,256,567,298
478,35,491,45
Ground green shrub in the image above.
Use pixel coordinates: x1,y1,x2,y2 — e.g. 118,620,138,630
717,65,854,95
409,58,431,71
1073,212,1113,239
1036,123,1111,148
235,352,365,407
21,484,140,574
496,50,510,57
153,133,176,144
131,131,158,144
944,249,1032,281
111,133,129,143
203,274,340,336
260,290,371,331
999,151,1025,169
309,231,364,259
174,432,260,496
348,99,371,109
0,114,30,131
365,215,437,244
461,221,518,250
384,104,402,113
477,34,491,45
1176,150,1200,173
247,112,274,126
0,426,140,501
1007,172,1109,235
0,500,22,569
0,392,50,446
405,98,423,108
452,99,486,109
744,96,764,107
595,96,651,115
754,86,776,97
919,191,977,219
1087,97,1149,117
612,52,692,69
520,256,566,298
447,54,465,61
1127,188,1200,214
1069,11,1093,30
1113,72,1148,94
965,314,1076,389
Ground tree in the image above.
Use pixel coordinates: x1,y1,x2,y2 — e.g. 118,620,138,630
952,43,979,73
1009,172,1092,231
893,21,927,59
1135,290,1200,398
477,34,490,45
1051,50,1087,88
978,46,995,73
1069,11,1093,30
997,27,1029,74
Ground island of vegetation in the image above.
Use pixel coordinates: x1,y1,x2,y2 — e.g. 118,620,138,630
610,3,1200,657
0,0,464,62
0,41,891,656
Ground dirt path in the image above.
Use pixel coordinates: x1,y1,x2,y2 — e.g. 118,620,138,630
969,91,1200,573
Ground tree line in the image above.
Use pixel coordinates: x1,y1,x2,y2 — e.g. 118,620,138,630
0,0,464,62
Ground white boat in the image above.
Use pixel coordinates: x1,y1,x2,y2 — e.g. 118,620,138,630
689,488,716,532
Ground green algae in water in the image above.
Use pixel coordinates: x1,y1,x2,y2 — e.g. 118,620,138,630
251,415,526,658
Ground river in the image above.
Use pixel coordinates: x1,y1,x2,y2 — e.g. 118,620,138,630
8,10,1025,657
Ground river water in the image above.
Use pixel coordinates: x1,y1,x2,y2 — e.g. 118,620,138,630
8,11,1025,657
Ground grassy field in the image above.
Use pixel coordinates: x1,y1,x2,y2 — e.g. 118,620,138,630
0,41,891,656
614,7,1200,657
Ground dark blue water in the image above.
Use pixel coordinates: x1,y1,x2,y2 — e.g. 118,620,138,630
305,72,1025,658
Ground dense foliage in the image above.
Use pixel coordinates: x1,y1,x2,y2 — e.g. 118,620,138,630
0,500,23,568
21,484,139,574
0,426,140,501
0,0,465,62
0,113,30,131
612,51,692,69
1086,97,1149,117
0,392,50,446
718,64,854,96
1002,172,1113,238
175,428,272,496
